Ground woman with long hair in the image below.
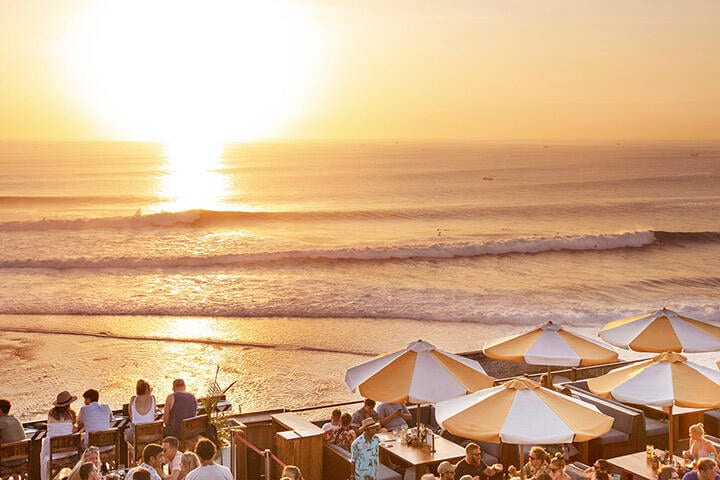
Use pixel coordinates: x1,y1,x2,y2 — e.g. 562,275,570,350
41,391,78,480
125,379,157,443
684,423,718,459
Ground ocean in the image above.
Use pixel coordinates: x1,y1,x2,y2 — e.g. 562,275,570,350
1,140,719,422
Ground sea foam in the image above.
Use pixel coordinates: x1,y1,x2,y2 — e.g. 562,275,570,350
0,231,662,269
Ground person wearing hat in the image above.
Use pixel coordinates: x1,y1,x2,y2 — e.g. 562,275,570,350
41,391,78,480
350,417,382,480
438,461,457,480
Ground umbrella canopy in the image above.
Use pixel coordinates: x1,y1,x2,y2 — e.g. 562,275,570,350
345,339,494,404
587,352,720,408
587,352,720,453
598,308,720,353
435,377,614,444
484,321,618,367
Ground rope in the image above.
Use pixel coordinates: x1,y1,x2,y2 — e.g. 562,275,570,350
233,432,287,468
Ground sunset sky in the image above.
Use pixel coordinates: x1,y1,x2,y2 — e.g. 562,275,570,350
1,0,719,142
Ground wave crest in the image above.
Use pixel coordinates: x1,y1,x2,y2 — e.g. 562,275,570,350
1,231,660,270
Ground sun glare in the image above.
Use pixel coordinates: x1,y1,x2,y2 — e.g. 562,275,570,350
59,0,323,144
153,142,232,213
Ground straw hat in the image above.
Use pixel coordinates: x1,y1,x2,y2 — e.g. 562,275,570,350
360,417,381,431
53,391,77,407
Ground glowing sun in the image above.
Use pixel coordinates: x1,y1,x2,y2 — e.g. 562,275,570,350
60,0,323,145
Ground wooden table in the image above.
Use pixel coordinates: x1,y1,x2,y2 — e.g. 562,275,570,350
607,451,687,480
379,433,466,480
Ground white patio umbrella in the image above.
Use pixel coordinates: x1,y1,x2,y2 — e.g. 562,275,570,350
345,339,494,404
484,321,619,383
599,308,720,353
587,351,720,454
436,377,613,478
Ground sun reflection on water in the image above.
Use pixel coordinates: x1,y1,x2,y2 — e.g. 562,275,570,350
153,142,232,212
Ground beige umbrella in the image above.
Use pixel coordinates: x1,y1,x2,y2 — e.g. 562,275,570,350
599,308,720,353
484,321,618,382
436,377,613,478
345,339,494,404
587,352,720,454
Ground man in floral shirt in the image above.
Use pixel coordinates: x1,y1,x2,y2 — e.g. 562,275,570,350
351,417,382,480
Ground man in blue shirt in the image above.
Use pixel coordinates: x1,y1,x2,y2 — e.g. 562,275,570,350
77,389,112,447
351,418,381,480
682,458,720,480
376,402,411,431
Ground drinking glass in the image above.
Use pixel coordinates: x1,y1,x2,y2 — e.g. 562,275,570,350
646,445,654,457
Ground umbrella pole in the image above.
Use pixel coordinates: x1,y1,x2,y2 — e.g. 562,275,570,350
519,444,525,480
666,406,674,455
546,365,552,388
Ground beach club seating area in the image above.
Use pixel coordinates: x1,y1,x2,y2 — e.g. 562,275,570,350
3,364,720,480
4,310,720,480
0,364,720,480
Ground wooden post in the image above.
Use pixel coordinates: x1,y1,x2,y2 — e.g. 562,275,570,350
264,449,271,480
666,406,674,455
546,365,552,386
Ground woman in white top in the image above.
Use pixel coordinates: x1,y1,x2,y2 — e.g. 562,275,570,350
684,423,718,459
124,379,157,443
41,391,78,480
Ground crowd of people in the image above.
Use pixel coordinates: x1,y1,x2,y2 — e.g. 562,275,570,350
319,397,720,480
410,444,720,480
4,386,720,480
0,377,239,480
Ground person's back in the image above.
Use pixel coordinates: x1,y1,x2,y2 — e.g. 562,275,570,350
125,379,156,444
164,379,197,438
0,398,26,444
185,439,232,480
77,389,112,446
131,380,156,425
185,463,233,480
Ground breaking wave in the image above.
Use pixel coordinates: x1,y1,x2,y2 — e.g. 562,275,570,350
0,230,684,270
